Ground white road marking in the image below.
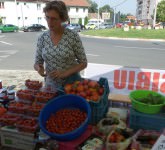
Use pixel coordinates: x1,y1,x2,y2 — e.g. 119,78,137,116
0,35,5,38
0,50,18,61
0,55,10,58
114,45,165,51
86,53,99,57
0,41,12,45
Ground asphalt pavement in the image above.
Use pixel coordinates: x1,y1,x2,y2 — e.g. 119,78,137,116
0,31,165,87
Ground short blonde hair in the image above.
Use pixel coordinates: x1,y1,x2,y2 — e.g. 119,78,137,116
43,1,69,22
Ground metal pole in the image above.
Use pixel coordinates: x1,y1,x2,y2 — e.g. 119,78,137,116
15,0,19,26
113,7,116,26
98,0,100,29
153,0,158,28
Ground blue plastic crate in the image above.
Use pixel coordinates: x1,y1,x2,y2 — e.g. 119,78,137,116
89,98,108,125
129,107,165,131
88,78,110,125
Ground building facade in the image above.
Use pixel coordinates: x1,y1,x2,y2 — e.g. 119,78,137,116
136,0,162,25
0,0,89,27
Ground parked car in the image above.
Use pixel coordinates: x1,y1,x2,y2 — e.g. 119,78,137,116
85,23,97,30
23,24,46,32
160,22,165,28
116,22,124,28
0,24,19,33
66,24,81,32
99,23,114,29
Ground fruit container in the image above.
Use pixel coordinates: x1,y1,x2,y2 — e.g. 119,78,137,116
106,128,134,150
8,101,29,115
25,79,42,90
34,90,58,103
64,77,110,125
97,117,126,135
129,108,165,131
129,90,165,114
131,129,161,150
0,113,21,126
16,117,38,133
17,89,35,101
26,103,45,117
39,94,91,141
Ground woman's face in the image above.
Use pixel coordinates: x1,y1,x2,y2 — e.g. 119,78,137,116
45,10,63,31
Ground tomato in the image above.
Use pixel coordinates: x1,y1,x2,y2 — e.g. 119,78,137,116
46,108,87,134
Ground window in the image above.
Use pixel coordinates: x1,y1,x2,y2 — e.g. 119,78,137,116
25,17,28,20
76,8,78,13
0,2,5,9
24,3,26,5
37,4,41,10
17,2,19,5
18,17,21,20
83,8,85,13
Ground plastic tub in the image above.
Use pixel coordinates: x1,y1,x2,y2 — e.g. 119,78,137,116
129,90,165,114
39,94,91,141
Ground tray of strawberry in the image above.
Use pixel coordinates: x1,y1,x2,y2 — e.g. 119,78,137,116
8,101,29,115
26,103,45,117
0,113,21,126
25,79,42,90
34,91,57,103
16,117,38,133
17,89,35,101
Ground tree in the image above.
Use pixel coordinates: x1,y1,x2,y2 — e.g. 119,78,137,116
84,16,88,25
78,18,82,25
99,5,111,14
0,17,2,24
87,0,98,13
156,0,165,22
119,13,127,22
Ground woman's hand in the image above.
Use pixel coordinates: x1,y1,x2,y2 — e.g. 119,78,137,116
34,64,46,77
48,70,67,79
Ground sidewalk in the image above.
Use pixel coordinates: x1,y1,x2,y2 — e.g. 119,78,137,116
80,33,165,42
0,70,44,90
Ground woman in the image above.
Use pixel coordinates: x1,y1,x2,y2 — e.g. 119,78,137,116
34,1,87,89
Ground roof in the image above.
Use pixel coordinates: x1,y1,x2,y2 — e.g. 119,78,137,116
62,0,90,7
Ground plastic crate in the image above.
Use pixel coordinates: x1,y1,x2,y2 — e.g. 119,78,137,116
129,108,165,131
0,126,36,150
89,78,110,125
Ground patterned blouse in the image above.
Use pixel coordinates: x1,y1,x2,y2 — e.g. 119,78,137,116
35,28,87,87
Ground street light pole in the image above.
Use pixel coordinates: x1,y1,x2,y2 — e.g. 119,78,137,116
153,0,158,28
113,7,116,26
97,0,100,29
15,0,19,26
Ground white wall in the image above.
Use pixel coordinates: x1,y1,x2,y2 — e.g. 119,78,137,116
0,1,89,27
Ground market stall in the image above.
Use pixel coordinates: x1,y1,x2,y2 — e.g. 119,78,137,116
0,77,165,150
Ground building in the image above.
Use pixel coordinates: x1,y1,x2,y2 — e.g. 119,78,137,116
63,0,89,25
0,0,89,27
136,0,162,25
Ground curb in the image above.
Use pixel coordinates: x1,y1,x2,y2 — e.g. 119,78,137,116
80,33,165,42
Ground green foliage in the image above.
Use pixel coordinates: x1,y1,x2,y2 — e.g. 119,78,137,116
119,13,127,22
156,0,165,22
78,18,82,25
82,28,165,39
99,4,112,15
88,0,98,13
0,17,2,24
84,16,88,25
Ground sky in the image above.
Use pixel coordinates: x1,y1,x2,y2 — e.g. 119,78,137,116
93,0,137,15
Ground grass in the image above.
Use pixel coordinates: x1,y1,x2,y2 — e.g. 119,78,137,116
81,28,165,39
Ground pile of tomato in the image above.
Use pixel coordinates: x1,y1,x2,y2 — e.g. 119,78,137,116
25,79,42,90
46,108,87,134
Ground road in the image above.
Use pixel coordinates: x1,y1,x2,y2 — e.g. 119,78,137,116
0,32,165,70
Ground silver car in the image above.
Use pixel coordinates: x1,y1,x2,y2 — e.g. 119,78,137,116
66,24,81,32
99,23,114,29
